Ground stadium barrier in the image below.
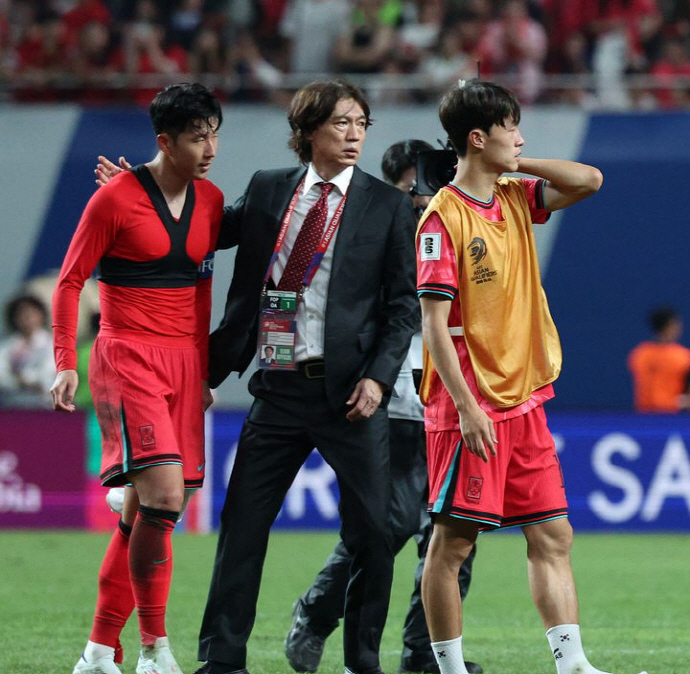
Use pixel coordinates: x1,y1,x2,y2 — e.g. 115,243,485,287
1,410,688,532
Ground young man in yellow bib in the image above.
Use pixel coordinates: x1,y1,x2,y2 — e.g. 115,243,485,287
415,80,646,674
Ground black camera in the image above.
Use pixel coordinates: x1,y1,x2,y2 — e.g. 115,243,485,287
413,150,457,196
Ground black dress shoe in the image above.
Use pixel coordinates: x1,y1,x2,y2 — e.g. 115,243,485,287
398,658,482,674
193,662,250,674
285,599,326,672
463,662,483,674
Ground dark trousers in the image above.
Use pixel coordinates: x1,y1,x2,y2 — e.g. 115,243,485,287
198,369,394,671
298,418,476,663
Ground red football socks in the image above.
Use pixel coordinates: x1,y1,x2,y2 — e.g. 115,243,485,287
90,519,135,648
129,505,179,646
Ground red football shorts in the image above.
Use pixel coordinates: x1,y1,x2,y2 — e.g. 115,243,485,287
89,335,205,488
426,405,567,529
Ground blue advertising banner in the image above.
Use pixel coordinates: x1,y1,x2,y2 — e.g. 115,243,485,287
550,413,690,531
209,411,690,532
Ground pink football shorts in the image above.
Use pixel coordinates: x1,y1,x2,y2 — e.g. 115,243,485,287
89,335,205,488
426,405,567,529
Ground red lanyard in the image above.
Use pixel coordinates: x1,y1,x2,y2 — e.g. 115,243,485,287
263,178,349,290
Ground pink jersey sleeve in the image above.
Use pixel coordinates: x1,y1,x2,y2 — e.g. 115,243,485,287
521,178,550,224
52,185,122,371
416,211,458,300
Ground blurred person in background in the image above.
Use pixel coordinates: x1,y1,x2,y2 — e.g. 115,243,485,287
0,1,10,81
69,20,118,104
333,0,397,74
13,8,67,101
628,305,690,412
189,25,225,79
0,293,55,409
649,36,690,107
225,27,284,101
279,0,350,74
394,0,445,73
419,11,485,93
476,0,548,103
61,0,111,50
284,139,483,674
168,0,205,51
546,29,596,106
588,0,663,108
114,0,188,104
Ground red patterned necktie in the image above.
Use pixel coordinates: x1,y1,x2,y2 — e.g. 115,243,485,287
277,181,335,292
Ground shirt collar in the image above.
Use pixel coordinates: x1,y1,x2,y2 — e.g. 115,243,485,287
303,163,354,196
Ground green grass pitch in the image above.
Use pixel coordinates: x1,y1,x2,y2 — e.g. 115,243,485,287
0,530,687,673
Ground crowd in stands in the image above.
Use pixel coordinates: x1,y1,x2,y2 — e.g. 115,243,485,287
2,0,690,107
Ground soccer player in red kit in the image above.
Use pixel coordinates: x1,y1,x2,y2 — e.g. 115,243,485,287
416,81,646,674
51,83,224,674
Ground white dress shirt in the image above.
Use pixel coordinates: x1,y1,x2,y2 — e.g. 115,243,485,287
271,163,354,362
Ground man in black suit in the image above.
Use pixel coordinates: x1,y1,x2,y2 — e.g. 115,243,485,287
196,80,418,674
283,140,482,674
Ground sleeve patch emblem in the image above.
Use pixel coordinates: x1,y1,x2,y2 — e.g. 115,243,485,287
420,232,441,261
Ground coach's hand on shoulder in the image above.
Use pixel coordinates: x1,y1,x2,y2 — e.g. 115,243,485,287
50,369,78,412
95,155,131,186
457,401,497,463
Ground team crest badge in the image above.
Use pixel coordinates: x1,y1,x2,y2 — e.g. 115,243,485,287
467,476,483,500
139,425,156,446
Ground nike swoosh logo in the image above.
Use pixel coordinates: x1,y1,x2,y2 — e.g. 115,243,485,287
152,557,170,565
197,463,205,472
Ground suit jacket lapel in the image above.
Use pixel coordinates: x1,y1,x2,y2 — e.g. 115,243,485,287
259,168,306,267
331,166,373,280
269,168,306,232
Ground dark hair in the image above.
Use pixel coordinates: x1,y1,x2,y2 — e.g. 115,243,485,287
149,82,222,138
439,79,521,157
648,306,680,334
381,139,435,185
287,80,372,163
5,294,48,332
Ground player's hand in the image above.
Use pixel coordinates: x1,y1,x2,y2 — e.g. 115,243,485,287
95,155,131,186
457,403,497,462
50,369,79,412
202,380,214,411
346,377,385,422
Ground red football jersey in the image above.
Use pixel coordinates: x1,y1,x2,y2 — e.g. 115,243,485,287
53,168,224,376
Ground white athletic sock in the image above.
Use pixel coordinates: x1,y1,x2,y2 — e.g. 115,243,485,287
430,636,469,674
83,640,116,662
546,624,612,674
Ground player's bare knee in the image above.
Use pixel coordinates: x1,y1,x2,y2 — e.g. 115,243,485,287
524,519,573,560
429,522,476,571
140,486,185,513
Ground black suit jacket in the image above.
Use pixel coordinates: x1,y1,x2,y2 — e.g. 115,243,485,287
209,165,418,410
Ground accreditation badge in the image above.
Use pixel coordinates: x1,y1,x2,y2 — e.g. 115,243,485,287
257,290,298,370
